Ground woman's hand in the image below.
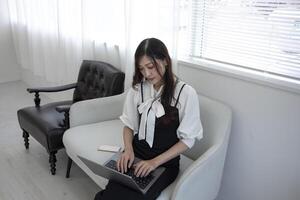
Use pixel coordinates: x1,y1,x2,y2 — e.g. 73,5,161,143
134,159,158,177
117,149,135,173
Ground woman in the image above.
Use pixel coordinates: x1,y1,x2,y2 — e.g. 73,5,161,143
95,38,203,200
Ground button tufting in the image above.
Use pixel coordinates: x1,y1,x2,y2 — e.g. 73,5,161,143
72,61,124,103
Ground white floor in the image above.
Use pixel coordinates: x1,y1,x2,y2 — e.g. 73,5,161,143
0,81,99,200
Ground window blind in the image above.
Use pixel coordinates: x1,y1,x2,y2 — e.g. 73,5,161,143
181,0,300,80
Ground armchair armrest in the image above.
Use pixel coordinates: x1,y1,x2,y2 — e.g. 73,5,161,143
27,83,77,107
27,83,77,93
56,104,72,128
69,92,126,128
171,144,226,200
56,104,71,113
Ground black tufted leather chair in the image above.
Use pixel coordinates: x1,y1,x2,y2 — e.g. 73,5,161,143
17,60,125,175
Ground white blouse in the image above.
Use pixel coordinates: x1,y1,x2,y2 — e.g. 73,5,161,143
119,80,203,148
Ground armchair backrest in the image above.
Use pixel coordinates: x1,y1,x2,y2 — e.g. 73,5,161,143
73,60,125,103
183,94,232,161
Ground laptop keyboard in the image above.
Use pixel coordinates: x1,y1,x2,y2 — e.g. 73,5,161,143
105,160,155,189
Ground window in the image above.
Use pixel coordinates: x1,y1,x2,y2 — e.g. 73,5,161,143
179,0,300,80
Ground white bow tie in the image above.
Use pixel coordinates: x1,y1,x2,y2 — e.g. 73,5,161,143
137,97,165,148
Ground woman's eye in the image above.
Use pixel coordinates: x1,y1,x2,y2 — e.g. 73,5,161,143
147,65,154,69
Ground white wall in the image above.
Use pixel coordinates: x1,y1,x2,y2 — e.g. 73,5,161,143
178,63,300,200
0,0,20,83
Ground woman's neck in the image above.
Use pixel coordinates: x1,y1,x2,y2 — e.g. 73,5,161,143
154,81,163,91
153,75,177,91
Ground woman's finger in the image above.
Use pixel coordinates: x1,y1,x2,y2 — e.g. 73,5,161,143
128,156,134,168
120,155,125,173
141,165,150,177
136,162,147,177
123,156,129,173
117,158,121,172
134,161,142,176
144,167,152,177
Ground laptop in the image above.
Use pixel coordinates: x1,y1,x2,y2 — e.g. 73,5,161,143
78,153,166,194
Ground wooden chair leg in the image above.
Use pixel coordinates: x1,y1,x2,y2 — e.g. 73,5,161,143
22,130,29,149
66,157,73,178
49,151,57,175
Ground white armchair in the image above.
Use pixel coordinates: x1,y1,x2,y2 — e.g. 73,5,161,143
63,91,232,200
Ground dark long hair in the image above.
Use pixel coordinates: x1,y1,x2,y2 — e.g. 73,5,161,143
133,38,175,107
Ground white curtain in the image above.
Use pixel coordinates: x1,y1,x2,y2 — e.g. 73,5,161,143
7,0,180,87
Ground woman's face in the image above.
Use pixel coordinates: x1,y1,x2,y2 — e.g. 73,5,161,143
138,55,167,89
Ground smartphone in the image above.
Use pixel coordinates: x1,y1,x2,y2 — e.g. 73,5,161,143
97,145,122,153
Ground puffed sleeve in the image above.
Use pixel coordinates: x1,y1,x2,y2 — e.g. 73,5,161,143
119,87,139,133
177,85,203,148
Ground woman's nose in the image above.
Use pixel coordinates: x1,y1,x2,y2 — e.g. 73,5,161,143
144,69,150,77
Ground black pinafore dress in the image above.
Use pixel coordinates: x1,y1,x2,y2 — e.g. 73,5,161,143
95,83,186,200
